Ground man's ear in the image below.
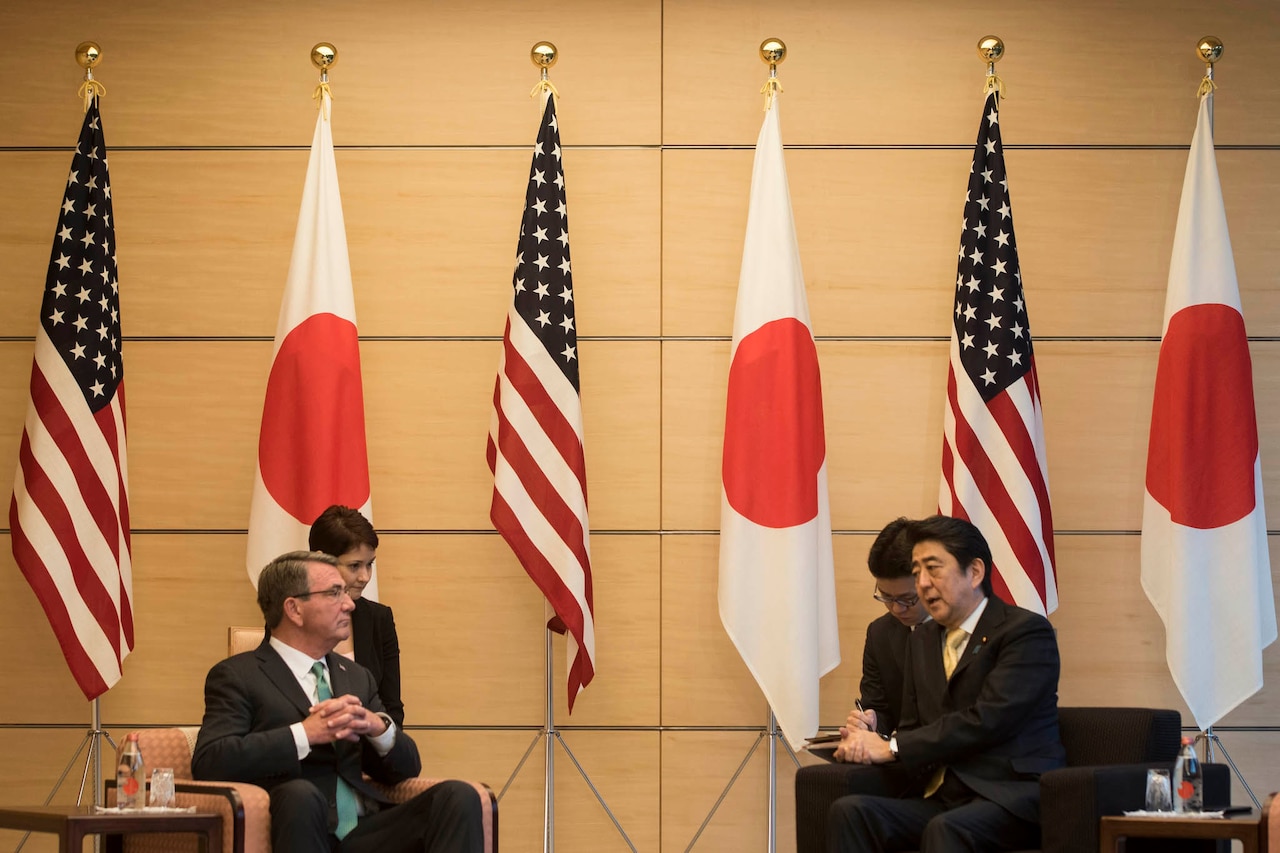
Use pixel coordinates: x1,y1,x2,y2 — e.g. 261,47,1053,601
282,596,305,627
967,558,987,590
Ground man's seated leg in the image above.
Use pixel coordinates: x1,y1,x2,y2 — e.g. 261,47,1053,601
270,778,333,853
828,794,946,853
343,780,485,853
920,799,1040,853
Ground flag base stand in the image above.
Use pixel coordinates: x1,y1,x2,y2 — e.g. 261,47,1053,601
497,629,636,853
1201,726,1261,809
14,698,115,853
683,709,799,852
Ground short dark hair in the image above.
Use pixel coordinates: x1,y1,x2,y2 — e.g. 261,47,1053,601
867,517,913,580
309,505,379,557
257,551,340,629
906,515,995,597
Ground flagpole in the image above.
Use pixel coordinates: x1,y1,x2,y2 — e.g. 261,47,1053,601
544,626,555,853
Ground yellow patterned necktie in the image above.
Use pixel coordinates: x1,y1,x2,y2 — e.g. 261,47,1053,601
926,628,970,797
312,662,359,839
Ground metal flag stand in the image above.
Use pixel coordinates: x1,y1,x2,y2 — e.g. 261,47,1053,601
1191,34,1262,814
682,709,800,852
497,628,637,853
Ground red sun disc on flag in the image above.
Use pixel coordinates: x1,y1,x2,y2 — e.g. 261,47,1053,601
259,313,371,523
722,317,826,529
1146,303,1258,529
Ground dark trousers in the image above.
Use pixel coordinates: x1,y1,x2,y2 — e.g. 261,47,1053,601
270,778,485,853
827,771,1039,853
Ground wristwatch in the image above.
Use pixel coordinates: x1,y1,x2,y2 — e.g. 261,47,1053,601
888,735,899,760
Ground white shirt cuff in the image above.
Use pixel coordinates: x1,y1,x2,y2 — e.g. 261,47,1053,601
291,722,310,760
366,713,396,756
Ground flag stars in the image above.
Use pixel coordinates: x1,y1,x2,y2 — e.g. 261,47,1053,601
985,313,1003,331
994,230,1010,247
980,367,997,385
976,195,990,211
533,226,548,243
983,340,1000,359
90,380,105,397
52,282,67,298
556,200,567,218
532,199,547,215
535,310,552,327
557,230,569,247
968,247,983,265
534,254,550,270
49,309,65,326
78,260,93,275
87,176,98,191
998,201,1011,220
96,323,110,340
960,332,975,349
85,203,97,219
981,168,993,183
558,258,571,275
58,226,74,243
72,342,87,359
76,287,92,303
62,198,76,215
56,254,71,270
989,285,1005,302
80,231,96,248
515,277,526,293
553,172,564,190
532,169,546,186
1007,351,1023,367
992,259,1007,276
534,281,550,298
560,343,576,362
93,352,107,370
559,286,573,303
987,108,999,126
985,139,997,155
559,315,574,334
1011,322,1025,339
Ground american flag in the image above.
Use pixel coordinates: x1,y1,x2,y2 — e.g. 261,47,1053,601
10,97,133,700
487,94,595,709
939,91,1057,615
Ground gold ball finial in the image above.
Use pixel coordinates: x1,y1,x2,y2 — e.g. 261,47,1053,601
1196,36,1223,65
75,42,102,70
977,35,1004,64
760,38,786,66
311,43,338,71
531,41,558,69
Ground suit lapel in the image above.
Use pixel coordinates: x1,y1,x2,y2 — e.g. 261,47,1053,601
949,597,1007,682
255,640,315,717
327,652,360,700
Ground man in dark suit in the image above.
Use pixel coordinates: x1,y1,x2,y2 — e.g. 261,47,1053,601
829,515,1064,852
192,551,484,853
849,517,930,737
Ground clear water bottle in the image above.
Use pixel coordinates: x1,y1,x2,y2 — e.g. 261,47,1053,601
1173,735,1202,813
116,732,145,809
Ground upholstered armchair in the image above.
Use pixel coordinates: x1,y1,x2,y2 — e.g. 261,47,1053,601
110,727,497,853
795,707,1228,853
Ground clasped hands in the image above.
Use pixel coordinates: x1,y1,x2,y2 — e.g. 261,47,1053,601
303,694,387,745
833,706,894,765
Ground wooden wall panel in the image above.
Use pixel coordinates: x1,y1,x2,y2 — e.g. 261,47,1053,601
0,147,659,339
1,0,661,148
663,147,1280,339
664,0,1280,146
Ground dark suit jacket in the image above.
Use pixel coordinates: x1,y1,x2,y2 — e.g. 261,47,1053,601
192,638,421,831
895,596,1065,824
860,613,912,735
352,597,404,729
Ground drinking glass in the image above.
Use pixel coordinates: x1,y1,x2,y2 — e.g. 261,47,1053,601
1145,768,1172,811
149,767,176,809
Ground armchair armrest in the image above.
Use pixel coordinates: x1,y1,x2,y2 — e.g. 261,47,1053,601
364,777,497,853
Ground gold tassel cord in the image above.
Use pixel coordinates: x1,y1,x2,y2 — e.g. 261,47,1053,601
313,81,333,118
1197,74,1217,98
530,78,561,100
983,72,1006,99
760,77,783,111
78,79,106,112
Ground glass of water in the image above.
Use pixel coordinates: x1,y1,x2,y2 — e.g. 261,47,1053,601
149,767,176,809
1145,768,1172,812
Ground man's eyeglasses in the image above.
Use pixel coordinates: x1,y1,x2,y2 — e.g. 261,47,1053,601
292,585,352,601
873,590,919,609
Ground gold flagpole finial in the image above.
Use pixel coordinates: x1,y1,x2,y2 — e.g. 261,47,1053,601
75,41,106,112
977,35,1006,99
530,41,560,100
759,37,786,111
1196,36,1222,97
311,43,337,116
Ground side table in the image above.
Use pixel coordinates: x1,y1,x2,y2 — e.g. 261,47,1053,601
1100,813,1260,853
0,804,222,853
